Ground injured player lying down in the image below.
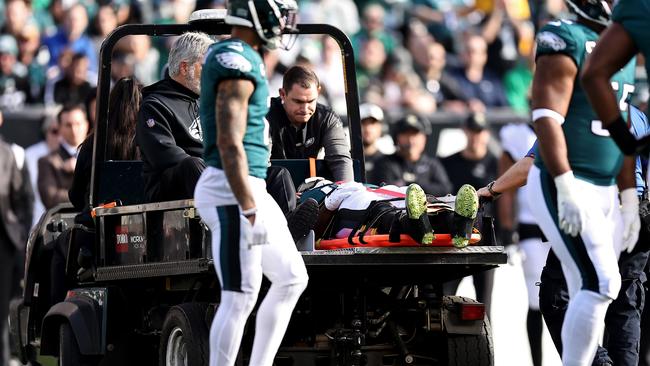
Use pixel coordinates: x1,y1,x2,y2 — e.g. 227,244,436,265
290,178,480,248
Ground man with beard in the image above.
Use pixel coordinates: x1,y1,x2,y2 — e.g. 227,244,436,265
136,32,213,201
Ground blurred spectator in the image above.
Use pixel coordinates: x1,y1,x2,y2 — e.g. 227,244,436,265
1,0,33,39
478,0,527,77
263,50,285,96
38,104,89,209
441,112,497,195
314,36,347,117
441,112,498,316
91,4,118,54
0,110,33,366
111,51,136,83
503,21,535,113
268,65,353,182
356,37,388,100
50,53,93,105
370,113,452,196
25,114,60,226
352,3,396,56
360,102,392,177
129,35,160,86
399,72,437,115
299,0,360,37
43,4,98,72
417,41,467,112
450,33,508,110
408,0,468,52
156,0,196,25
15,23,47,103
0,34,30,110
85,86,97,131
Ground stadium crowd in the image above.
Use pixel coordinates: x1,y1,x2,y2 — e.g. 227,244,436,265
0,0,650,366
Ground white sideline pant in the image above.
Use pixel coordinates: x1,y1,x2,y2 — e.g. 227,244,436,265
195,167,309,366
527,166,622,366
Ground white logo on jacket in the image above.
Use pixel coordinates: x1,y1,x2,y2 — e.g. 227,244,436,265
189,117,203,141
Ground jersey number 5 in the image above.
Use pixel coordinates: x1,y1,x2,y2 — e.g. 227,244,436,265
590,81,635,137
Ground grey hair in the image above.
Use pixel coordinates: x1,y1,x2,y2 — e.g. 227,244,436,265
168,32,213,77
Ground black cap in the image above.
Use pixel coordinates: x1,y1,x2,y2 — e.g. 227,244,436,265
464,112,488,131
393,113,431,136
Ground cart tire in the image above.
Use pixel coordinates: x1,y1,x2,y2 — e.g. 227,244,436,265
159,303,210,366
59,322,98,366
446,316,494,366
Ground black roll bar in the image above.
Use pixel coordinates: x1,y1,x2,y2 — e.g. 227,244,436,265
91,22,363,206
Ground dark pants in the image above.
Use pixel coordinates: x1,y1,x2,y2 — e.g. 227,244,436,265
640,260,650,366
265,165,296,216
443,269,495,317
0,239,16,366
158,156,206,201
540,227,650,366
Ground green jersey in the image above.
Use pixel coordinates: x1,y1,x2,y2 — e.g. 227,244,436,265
200,38,270,179
613,0,650,113
533,19,636,186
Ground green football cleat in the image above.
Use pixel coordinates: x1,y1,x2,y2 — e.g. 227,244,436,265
454,184,479,219
452,184,479,248
452,236,469,248
405,184,427,219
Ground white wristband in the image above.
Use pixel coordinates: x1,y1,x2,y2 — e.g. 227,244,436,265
241,207,257,217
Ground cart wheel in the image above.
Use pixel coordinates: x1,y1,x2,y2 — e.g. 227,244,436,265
159,303,210,366
446,315,494,366
59,322,98,366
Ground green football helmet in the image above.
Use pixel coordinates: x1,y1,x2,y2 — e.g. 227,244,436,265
564,0,612,26
226,0,299,50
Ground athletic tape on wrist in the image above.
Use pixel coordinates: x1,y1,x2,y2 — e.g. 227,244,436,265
532,108,565,125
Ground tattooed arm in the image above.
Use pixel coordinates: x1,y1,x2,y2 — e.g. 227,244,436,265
216,79,257,222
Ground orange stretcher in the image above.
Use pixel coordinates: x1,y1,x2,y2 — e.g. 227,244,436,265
317,233,482,250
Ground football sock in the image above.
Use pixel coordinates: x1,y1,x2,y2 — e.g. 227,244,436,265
561,290,611,366
209,290,258,366
249,281,308,366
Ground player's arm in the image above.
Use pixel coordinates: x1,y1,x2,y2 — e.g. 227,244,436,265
581,23,639,155
496,153,515,231
531,54,576,176
215,79,257,221
617,156,636,191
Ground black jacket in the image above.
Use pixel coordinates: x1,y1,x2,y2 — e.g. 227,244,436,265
136,77,203,200
267,97,353,181
369,153,452,197
0,138,33,250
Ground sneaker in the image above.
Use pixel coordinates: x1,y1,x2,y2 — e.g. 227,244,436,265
405,184,427,219
452,184,479,248
287,198,320,242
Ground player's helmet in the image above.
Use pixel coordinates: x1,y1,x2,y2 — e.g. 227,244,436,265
564,0,612,26
226,0,299,50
